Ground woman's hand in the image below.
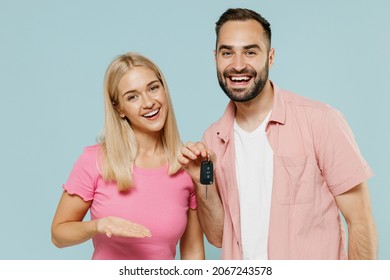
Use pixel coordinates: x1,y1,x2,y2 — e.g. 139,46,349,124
97,216,151,238
52,192,151,248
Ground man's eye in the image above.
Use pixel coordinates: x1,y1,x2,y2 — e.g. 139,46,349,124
222,51,232,56
246,50,257,56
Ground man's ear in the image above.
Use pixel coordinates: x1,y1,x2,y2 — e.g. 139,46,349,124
268,48,275,68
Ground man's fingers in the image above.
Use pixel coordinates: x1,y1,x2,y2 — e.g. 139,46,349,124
207,149,217,163
181,145,198,160
183,141,210,160
178,154,190,166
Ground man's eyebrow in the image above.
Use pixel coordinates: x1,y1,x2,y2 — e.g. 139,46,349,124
217,44,233,52
243,44,261,50
217,44,262,52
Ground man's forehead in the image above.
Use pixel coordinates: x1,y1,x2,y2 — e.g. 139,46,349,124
217,20,268,49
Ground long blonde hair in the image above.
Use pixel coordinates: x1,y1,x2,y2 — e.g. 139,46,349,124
98,52,183,191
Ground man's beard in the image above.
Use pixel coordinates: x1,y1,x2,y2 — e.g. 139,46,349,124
217,62,269,103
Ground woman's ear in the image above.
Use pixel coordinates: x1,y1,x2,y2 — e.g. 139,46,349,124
115,106,126,119
119,111,126,119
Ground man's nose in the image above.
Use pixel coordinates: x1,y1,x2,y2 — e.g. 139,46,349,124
232,55,246,72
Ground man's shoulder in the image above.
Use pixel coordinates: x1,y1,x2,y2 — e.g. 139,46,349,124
281,89,332,112
278,88,346,131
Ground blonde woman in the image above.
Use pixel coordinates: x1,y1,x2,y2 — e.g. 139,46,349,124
51,53,204,260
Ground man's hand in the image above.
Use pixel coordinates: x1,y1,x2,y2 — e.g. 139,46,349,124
178,141,216,184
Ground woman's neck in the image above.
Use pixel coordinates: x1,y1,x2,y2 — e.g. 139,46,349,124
134,131,166,169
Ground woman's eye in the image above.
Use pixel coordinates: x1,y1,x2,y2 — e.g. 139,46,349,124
149,85,160,93
127,95,137,101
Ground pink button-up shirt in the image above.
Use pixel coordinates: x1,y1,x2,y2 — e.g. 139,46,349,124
203,83,373,259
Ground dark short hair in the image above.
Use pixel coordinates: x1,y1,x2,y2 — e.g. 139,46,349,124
215,8,272,49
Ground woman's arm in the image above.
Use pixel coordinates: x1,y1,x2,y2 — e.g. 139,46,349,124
51,191,96,248
51,191,151,248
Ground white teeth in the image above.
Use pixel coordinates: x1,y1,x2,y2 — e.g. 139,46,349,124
231,76,250,81
143,109,159,117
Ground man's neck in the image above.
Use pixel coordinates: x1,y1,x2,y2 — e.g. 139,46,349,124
235,80,274,132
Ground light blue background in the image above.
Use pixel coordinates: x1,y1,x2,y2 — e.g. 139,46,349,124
0,0,389,260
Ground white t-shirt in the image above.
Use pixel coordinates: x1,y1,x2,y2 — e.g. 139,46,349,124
233,111,273,260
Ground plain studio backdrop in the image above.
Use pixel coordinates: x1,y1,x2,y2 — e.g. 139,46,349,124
0,0,389,260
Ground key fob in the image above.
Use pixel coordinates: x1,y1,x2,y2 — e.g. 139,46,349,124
200,160,213,185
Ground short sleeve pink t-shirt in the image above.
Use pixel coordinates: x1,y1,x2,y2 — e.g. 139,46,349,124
63,144,196,260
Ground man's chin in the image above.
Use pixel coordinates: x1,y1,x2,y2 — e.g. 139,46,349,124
225,92,253,102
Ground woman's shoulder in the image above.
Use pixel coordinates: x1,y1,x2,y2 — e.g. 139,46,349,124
84,143,101,151
73,144,103,168
82,143,102,156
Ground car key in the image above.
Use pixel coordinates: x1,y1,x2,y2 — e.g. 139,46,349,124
200,156,213,199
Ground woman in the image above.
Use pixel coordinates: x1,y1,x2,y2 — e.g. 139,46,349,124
51,52,204,260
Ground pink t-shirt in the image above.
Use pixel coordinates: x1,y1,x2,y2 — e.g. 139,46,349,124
63,144,196,260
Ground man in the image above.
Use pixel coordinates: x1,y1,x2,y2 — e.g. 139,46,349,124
178,8,377,260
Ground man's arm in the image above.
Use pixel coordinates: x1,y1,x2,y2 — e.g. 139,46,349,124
335,181,378,259
180,209,205,259
178,141,224,247
194,181,224,247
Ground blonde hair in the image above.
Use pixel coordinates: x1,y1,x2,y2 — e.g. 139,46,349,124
98,52,183,191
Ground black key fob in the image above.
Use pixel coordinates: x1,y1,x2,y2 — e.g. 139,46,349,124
200,160,213,185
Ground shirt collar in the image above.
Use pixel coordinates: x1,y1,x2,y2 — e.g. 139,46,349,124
216,81,286,141
269,81,286,125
